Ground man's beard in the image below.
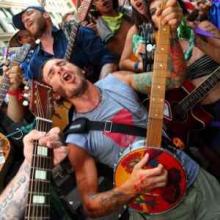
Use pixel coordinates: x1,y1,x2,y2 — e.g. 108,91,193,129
33,18,47,39
72,78,88,98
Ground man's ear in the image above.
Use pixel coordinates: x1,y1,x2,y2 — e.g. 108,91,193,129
43,12,50,20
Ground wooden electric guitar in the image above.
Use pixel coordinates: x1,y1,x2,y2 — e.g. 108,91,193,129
24,81,53,219
0,132,11,191
63,0,93,60
165,66,220,148
0,133,10,172
114,5,187,214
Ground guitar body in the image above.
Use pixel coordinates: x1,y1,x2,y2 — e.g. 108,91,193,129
0,132,10,172
52,101,71,130
0,133,11,192
114,140,187,214
165,80,213,145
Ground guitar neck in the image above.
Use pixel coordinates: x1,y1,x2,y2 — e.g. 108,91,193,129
179,66,220,111
64,21,80,61
24,118,53,219
0,75,10,107
146,24,170,147
64,0,92,61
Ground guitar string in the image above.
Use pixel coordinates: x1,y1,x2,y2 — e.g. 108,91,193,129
37,86,49,219
30,86,46,218
26,119,38,219
36,87,52,218
40,86,49,219
147,15,168,148
34,89,42,218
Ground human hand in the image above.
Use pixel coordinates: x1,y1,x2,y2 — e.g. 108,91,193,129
3,64,23,90
81,21,97,32
125,153,168,195
194,20,220,47
23,127,68,166
86,23,97,32
197,20,220,39
156,0,183,30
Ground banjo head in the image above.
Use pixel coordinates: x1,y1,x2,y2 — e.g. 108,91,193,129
114,141,187,214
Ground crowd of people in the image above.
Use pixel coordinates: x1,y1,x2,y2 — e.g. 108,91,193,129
0,0,220,219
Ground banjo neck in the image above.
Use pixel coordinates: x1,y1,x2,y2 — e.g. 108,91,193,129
146,19,170,147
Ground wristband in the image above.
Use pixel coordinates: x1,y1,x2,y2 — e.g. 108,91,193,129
8,89,23,101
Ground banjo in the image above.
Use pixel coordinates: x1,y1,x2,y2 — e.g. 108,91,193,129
114,2,187,214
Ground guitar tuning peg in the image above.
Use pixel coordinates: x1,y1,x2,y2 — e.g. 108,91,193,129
24,85,30,90
22,99,29,106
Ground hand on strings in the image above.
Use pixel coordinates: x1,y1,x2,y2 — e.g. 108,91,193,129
125,153,168,195
23,127,68,165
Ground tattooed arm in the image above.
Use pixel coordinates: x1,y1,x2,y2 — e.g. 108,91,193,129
168,32,187,88
68,145,167,217
114,35,186,94
0,160,30,220
0,128,67,220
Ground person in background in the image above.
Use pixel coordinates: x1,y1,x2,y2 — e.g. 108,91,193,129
12,4,117,82
8,30,36,48
189,20,220,65
168,1,220,178
90,0,133,60
8,29,37,82
61,11,97,33
119,0,185,74
2,64,24,123
62,11,76,23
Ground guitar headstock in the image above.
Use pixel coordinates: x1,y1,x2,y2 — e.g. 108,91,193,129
77,0,93,22
10,43,31,64
29,80,54,119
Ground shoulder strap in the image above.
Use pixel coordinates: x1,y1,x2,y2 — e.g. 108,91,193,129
64,117,146,137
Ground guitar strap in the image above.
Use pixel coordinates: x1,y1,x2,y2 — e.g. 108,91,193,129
64,117,176,153
64,117,147,137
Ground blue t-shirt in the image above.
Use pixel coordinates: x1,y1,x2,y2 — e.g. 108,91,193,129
66,74,199,188
24,26,116,82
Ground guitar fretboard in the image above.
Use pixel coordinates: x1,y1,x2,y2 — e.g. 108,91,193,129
64,21,79,61
178,66,220,112
64,0,93,61
146,23,170,148
25,117,52,219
